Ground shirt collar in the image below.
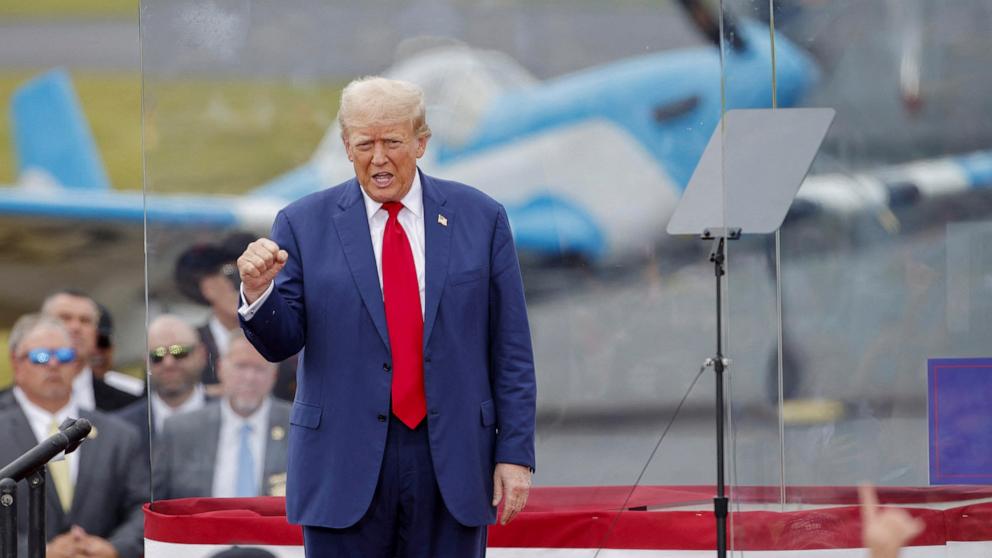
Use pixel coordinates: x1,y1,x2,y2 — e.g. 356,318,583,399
360,169,423,222
150,383,206,433
151,383,206,415
221,395,271,432
208,315,232,356
72,365,95,411
13,386,79,431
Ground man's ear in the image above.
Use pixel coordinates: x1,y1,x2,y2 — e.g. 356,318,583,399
416,135,429,158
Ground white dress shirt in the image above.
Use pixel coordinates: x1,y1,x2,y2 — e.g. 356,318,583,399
102,369,146,396
240,170,427,319
211,397,271,497
71,366,96,411
208,315,233,358
12,388,80,483
150,384,206,434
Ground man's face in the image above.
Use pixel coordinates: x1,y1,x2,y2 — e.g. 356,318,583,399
343,120,428,204
43,294,98,361
147,322,204,399
218,338,277,416
12,326,76,411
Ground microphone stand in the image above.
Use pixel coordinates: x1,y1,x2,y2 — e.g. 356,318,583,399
0,418,92,558
702,227,739,558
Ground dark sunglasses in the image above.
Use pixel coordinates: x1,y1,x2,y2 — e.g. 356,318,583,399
149,344,195,364
22,347,76,365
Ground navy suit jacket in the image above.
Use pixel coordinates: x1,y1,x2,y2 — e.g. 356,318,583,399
240,172,536,529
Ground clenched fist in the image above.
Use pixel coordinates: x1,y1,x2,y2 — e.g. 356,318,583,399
238,238,289,304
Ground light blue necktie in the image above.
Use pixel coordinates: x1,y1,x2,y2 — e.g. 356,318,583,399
235,423,257,497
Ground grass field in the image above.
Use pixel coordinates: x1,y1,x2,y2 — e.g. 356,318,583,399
0,70,342,194
0,0,136,19
0,0,661,20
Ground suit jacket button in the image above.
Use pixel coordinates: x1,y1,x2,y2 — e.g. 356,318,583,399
378,414,387,422
383,362,391,372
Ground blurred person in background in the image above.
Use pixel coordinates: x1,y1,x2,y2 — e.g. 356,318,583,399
0,290,140,413
175,234,298,402
41,290,140,411
0,313,146,558
116,314,209,453
154,330,290,499
91,303,145,398
174,241,240,397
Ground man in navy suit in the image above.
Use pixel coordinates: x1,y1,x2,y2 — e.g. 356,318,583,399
237,76,536,557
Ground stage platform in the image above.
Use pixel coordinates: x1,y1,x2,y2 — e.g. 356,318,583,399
144,485,992,557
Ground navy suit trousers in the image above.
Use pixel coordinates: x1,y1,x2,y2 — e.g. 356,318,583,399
302,418,487,558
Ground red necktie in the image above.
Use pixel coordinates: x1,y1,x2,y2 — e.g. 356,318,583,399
382,202,426,428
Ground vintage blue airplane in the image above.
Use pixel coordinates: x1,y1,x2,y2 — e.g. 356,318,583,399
0,13,818,259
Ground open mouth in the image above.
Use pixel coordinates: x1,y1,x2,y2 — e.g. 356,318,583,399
372,172,393,187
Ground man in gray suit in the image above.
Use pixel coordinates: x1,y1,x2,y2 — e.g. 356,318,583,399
154,331,291,499
0,314,146,558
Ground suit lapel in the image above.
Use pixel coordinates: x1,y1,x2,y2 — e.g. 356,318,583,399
70,411,99,518
199,405,222,495
7,408,68,528
333,179,391,350
262,402,289,495
421,173,451,347
262,404,286,478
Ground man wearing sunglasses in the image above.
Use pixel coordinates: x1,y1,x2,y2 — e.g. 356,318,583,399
0,314,146,558
117,314,210,454
153,331,291,500
41,290,141,412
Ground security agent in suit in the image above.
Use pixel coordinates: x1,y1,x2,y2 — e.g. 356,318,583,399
0,314,146,558
154,332,291,499
116,314,210,455
238,77,536,557
174,235,299,402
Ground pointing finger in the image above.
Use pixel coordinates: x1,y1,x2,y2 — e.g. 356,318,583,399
859,483,878,522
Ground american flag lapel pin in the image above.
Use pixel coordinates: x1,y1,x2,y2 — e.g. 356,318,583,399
438,214,448,227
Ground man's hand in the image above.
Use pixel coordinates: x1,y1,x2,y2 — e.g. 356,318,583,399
492,463,531,526
859,484,924,558
46,527,84,558
78,532,119,558
237,238,288,304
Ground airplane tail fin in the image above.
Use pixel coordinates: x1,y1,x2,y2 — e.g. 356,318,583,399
11,69,110,190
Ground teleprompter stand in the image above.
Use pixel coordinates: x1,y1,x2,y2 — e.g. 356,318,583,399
667,108,835,558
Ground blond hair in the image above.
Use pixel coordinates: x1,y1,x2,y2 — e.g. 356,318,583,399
338,76,431,139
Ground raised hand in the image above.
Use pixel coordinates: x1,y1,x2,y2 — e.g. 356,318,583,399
237,238,289,303
859,484,924,558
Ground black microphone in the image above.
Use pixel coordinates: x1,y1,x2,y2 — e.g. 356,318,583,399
0,418,92,482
